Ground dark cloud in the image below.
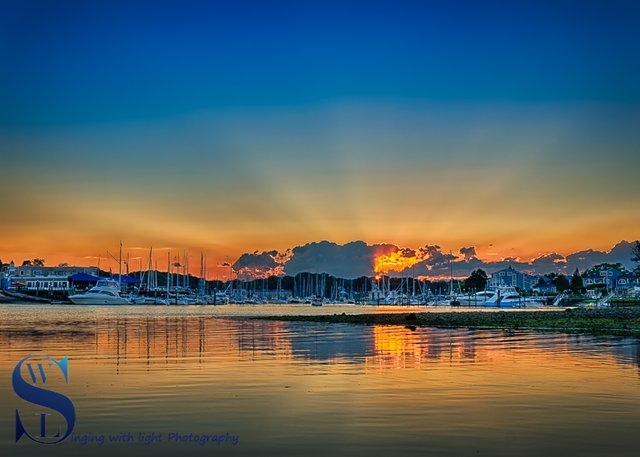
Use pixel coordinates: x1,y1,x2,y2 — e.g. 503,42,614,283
564,240,636,272
233,251,278,270
419,245,456,266
232,251,281,279
530,253,566,273
232,240,638,280
400,247,416,257
459,246,477,261
284,241,394,278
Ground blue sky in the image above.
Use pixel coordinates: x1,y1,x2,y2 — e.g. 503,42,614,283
0,0,639,271
1,0,638,126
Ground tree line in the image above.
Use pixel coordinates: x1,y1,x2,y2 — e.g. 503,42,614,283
3,241,640,293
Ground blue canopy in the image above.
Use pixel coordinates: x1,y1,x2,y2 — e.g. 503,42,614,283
111,274,141,284
69,273,100,282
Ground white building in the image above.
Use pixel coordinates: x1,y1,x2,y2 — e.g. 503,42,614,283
487,266,538,291
1,263,99,291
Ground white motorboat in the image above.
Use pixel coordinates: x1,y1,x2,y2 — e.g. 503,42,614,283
175,295,198,305
69,280,131,305
483,287,545,308
212,292,229,305
130,296,169,305
457,291,494,306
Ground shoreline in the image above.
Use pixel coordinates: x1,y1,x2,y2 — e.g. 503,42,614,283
258,308,640,338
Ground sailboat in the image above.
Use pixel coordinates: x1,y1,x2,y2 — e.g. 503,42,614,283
130,245,169,305
449,252,461,306
69,241,131,305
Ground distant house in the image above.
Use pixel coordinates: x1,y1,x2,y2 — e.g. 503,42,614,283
581,267,640,292
614,272,640,293
582,268,623,290
532,276,557,294
488,266,538,291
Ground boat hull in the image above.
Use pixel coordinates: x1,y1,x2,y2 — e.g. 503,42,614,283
131,297,168,305
69,295,131,305
483,299,545,308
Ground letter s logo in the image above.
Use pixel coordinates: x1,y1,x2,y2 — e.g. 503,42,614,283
12,355,76,444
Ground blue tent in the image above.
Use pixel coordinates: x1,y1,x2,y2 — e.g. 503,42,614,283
69,273,100,282
111,274,141,284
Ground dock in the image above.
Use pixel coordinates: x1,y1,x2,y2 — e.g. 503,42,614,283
1,290,52,303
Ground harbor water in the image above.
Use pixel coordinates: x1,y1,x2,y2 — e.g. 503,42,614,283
1,303,639,456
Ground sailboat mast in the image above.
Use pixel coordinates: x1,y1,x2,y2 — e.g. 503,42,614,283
118,240,122,289
167,251,170,297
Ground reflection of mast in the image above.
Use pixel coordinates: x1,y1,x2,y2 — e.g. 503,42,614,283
199,317,205,363
146,318,151,368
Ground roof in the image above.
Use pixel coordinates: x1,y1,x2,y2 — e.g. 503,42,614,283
617,272,638,279
583,269,623,279
111,274,141,284
69,273,100,282
490,266,537,278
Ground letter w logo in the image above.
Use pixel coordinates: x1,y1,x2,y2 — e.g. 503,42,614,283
25,362,51,384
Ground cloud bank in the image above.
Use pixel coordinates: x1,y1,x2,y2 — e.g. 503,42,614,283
232,240,638,280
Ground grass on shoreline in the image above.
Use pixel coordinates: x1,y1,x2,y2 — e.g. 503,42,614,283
259,307,640,337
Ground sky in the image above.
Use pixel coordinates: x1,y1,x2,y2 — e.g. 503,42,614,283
1,0,639,278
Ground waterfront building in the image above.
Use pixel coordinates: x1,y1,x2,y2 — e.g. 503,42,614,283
1,264,100,291
532,276,557,294
581,266,640,293
487,266,537,291
582,268,623,291
612,272,640,293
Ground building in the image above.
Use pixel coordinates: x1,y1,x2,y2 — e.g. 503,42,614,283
1,264,100,291
488,266,537,291
581,267,640,293
612,272,640,293
532,276,557,294
582,268,623,291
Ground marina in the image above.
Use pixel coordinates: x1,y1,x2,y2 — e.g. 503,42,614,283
2,242,638,309
1,264,635,309
2,1,639,455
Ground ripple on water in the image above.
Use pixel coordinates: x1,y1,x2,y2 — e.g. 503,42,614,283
0,304,639,457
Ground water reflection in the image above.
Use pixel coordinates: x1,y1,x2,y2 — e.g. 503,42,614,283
1,314,639,372
1,308,640,457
